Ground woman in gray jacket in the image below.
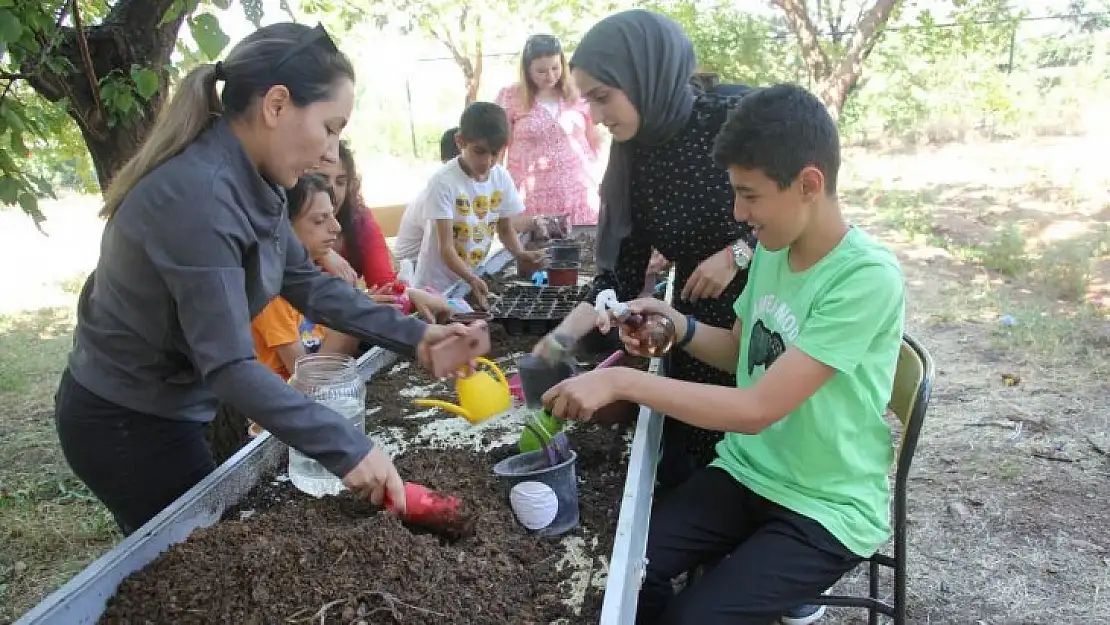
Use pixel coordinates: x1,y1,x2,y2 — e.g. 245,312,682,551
55,22,466,535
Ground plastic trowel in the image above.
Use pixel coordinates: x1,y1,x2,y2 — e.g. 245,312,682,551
383,481,474,539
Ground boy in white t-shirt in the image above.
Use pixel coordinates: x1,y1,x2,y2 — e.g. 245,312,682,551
393,127,462,264
411,103,545,304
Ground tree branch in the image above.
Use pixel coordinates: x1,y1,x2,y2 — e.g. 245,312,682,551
829,0,898,82
1,2,71,105
772,0,832,80
71,0,105,115
106,0,182,32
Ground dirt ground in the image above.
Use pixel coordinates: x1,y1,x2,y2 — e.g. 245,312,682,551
820,135,1110,624
99,325,642,624
2,136,1108,623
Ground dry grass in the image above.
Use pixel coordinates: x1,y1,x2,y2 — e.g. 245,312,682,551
821,135,1110,624
1,137,1108,623
0,197,121,622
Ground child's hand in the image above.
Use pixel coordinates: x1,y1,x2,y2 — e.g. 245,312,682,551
519,248,548,268
467,276,490,310
617,298,682,356
321,249,358,286
406,288,452,323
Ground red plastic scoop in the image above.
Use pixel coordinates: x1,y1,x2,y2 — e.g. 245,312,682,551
383,482,473,539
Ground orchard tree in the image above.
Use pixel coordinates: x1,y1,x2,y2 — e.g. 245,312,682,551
301,0,628,106
649,0,900,120
772,0,902,120
0,0,289,222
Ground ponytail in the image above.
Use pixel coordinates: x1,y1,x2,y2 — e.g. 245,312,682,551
100,64,223,219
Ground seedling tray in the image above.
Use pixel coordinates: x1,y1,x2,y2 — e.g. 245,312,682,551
488,284,591,334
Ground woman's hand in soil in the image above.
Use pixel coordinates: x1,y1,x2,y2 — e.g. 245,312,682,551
681,246,739,302
542,368,628,421
320,249,359,286
343,445,406,512
407,288,452,322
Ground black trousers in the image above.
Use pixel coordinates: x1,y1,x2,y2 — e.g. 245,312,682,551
637,467,862,625
54,369,216,535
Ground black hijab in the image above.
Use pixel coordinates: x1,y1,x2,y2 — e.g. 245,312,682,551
570,10,696,272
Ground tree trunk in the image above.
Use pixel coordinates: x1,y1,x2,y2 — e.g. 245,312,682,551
206,403,251,466
773,0,900,119
23,0,185,192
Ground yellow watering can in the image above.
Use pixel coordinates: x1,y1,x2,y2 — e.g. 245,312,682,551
412,357,512,424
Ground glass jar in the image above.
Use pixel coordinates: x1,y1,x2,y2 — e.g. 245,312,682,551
286,353,366,497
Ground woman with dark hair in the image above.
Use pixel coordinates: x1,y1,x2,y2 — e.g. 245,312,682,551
55,22,469,535
317,140,395,287
569,10,757,491
252,174,362,380
315,141,451,317
495,34,603,226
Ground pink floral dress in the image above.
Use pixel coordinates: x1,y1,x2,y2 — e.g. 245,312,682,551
495,85,601,226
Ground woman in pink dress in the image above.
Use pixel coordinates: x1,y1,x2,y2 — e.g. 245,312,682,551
496,34,603,227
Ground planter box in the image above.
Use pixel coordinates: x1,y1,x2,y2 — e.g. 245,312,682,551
17,249,665,625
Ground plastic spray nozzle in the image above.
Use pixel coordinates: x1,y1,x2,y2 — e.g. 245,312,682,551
595,288,629,317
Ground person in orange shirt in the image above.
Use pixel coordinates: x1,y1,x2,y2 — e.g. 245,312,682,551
252,174,361,379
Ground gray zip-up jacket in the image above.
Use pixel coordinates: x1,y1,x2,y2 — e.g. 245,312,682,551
67,121,427,478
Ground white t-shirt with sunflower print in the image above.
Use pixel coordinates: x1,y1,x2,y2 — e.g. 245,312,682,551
412,158,525,293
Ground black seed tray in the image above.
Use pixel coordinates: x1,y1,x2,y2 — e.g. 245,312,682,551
489,284,591,329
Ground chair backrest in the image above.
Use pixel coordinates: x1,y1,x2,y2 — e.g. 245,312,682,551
889,333,935,468
368,203,408,238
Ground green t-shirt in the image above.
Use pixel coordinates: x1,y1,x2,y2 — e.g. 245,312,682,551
710,227,905,557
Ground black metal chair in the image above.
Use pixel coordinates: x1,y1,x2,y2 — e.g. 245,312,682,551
812,332,935,625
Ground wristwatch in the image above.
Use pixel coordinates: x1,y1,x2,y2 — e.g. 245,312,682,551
729,240,752,270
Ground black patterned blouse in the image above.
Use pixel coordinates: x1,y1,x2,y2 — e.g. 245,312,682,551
591,89,757,468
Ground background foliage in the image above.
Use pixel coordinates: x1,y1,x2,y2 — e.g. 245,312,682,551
1,0,1107,215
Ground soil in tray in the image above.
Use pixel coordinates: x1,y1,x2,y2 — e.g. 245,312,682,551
100,329,646,625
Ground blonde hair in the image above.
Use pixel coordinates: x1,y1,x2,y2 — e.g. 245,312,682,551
101,65,222,218
100,22,354,220
515,35,576,113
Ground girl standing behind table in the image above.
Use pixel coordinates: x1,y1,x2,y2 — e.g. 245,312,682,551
570,10,757,492
495,34,603,227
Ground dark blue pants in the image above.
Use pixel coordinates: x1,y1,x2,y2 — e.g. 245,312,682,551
54,369,215,535
637,467,860,625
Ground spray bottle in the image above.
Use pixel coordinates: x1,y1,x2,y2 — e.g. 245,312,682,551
595,289,678,357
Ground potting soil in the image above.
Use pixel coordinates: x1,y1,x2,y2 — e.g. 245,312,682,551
100,328,646,624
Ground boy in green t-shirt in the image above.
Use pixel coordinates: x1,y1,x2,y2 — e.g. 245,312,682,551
540,84,906,625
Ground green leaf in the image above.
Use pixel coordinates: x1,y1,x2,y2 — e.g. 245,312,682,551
0,176,17,203
18,191,45,225
29,174,56,199
0,0,14,8
159,0,180,26
189,13,230,60
9,129,27,155
131,67,160,100
212,0,232,9
0,10,21,44
113,90,136,114
0,103,26,131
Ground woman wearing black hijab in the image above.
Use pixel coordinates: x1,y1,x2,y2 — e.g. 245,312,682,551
571,10,756,492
